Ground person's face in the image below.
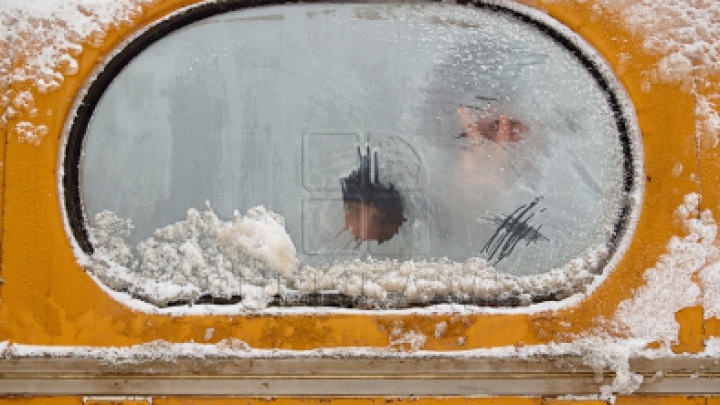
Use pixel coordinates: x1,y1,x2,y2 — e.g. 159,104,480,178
343,201,401,244
475,115,528,143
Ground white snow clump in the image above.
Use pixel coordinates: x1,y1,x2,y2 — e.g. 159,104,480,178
594,0,720,145
613,193,716,344
89,203,610,308
0,0,155,145
90,205,298,307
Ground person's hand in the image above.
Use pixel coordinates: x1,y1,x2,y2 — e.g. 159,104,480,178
457,106,528,148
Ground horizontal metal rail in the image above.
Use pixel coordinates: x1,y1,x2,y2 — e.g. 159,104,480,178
0,357,718,396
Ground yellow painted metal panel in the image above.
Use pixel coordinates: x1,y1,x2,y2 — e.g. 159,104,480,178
695,67,720,340
154,398,543,405
0,398,82,405
615,396,707,405
694,59,720,214
0,0,706,355
672,306,706,354
543,400,606,405
84,400,150,405
707,318,720,340
0,47,7,307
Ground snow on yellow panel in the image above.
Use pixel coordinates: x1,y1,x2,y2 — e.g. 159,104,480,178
0,0,715,377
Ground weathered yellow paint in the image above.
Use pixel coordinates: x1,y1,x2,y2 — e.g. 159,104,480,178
0,49,7,308
0,398,81,405
543,400,606,405
155,398,542,405
695,67,720,343
672,305,706,354
0,0,708,359
615,397,707,405
694,70,720,214
706,317,720,340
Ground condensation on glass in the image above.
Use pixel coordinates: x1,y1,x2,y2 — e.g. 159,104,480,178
73,2,639,308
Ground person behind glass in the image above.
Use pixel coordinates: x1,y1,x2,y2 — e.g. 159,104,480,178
457,105,529,148
341,147,406,244
338,103,525,244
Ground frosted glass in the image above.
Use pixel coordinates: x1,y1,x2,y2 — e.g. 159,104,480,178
79,3,632,306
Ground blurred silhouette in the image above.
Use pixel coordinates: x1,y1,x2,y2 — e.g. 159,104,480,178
341,147,406,244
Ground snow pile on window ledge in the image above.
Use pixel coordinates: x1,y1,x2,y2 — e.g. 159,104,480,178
88,204,610,309
89,205,298,308
0,0,155,145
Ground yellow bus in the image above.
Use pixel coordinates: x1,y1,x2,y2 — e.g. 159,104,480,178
0,0,719,404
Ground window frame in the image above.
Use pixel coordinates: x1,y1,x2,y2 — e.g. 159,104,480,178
60,0,643,310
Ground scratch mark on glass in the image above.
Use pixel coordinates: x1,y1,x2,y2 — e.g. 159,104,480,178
481,196,548,264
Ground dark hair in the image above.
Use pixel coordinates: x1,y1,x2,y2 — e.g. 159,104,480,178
341,147,406,226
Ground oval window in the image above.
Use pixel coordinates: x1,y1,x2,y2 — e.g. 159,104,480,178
64,2,641,308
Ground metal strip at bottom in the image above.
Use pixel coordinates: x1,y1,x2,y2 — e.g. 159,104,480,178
0,357,717,396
